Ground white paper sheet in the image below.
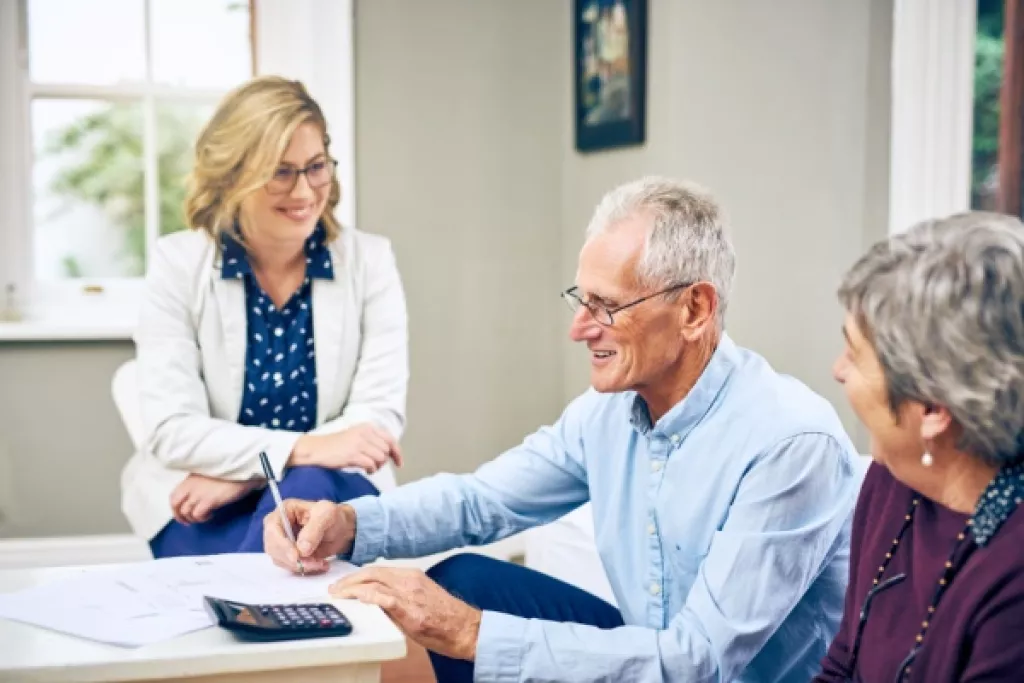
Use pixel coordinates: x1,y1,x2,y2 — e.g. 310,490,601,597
0,553,357,647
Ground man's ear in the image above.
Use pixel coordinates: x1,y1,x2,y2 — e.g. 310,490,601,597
679,283,718,340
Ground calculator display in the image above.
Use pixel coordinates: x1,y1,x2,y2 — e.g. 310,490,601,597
232,605,259,626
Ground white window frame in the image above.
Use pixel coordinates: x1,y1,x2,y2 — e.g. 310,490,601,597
0,0,355,342
888,0,978,235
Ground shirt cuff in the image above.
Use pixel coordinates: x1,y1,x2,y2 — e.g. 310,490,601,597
346,495,388,564
473,610,527,683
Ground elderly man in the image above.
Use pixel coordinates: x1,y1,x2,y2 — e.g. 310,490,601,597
265,177,861,682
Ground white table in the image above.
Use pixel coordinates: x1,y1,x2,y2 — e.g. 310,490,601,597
0,565,406,682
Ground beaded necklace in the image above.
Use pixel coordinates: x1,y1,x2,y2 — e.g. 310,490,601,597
845,463,1024,683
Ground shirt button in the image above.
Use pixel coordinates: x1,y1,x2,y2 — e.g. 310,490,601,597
650,461,662,472
670,434,680,444
649,582,661,596
647,523,656,535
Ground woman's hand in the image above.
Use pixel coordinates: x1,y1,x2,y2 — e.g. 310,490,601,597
289,424,403,473
170,474,259,525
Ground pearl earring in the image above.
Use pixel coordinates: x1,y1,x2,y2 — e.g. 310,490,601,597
921,452,934,467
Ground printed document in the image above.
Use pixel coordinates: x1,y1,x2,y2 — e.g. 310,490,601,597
0,553,356,647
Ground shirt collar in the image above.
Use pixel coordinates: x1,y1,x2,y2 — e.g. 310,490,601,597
220,227,250,279
629,333,739,440
971,461,1024,546
220,222,335,281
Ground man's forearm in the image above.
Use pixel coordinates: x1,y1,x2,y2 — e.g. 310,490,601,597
345,430,590,565
346,472,537,564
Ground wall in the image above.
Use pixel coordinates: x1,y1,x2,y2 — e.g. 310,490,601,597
0,343,135,537
560,0,893,450
352,0,567,485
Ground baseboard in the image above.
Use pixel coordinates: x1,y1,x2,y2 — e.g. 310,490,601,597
0,532,526,571
0,534,152,570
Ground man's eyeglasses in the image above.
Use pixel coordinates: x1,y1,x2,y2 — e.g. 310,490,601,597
266,158,337,195
560,282,693,326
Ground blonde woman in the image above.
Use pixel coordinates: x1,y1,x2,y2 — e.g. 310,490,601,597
121,76,408,557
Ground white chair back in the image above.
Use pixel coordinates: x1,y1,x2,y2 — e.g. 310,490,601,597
111,359,145,449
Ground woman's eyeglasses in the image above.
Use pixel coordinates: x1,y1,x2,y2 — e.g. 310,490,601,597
266,158,337,195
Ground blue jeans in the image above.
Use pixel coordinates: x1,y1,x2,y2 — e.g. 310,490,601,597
425,553,624,682
149,466,377,558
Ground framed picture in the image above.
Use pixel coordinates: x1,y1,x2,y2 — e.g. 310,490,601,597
574,0,648,153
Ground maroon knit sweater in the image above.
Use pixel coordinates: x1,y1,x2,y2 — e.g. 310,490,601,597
814,462,1024,682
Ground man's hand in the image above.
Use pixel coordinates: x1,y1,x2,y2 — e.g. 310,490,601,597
263,500,357,574
170,474,258,524
330,567,482,661
289,424,404,473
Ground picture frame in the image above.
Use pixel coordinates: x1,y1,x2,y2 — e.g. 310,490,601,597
573,0,648,153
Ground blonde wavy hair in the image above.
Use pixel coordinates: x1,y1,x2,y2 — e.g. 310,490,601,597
183,76,342,243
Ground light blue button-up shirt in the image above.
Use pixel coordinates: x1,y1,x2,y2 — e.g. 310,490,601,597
348,335,861,682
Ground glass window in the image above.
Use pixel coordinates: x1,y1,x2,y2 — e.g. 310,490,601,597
25,0,253,283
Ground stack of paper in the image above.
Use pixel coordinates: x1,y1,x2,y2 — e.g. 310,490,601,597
0,553,357,647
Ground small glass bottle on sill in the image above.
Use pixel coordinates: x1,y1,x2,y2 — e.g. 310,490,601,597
0,283,23,323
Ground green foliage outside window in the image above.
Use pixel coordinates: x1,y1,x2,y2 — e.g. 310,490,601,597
42,103,203,277
972,0,1005,209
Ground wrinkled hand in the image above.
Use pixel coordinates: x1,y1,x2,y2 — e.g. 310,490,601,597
263,500,356,574
330,567,481,661
170,474,258,525
290,423,404,473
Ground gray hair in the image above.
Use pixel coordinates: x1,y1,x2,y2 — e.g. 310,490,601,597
839,211,1024,467
585,176,736,325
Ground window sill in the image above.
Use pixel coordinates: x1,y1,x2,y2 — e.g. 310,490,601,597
0,319,135,342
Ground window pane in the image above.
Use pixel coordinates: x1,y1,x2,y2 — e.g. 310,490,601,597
971,0,1005,210
156,102,215,235
32,99,145,279
150,0,252,89
28,0,146,85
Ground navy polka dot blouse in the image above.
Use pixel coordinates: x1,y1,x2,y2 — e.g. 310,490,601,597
220,223,335,432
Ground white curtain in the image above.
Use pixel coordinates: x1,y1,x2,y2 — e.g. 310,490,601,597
889,0,978,234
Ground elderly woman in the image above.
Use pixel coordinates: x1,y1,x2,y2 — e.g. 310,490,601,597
121,76,408,557
816,211,1024,682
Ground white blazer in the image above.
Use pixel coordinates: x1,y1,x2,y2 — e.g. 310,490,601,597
121,226,409,540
